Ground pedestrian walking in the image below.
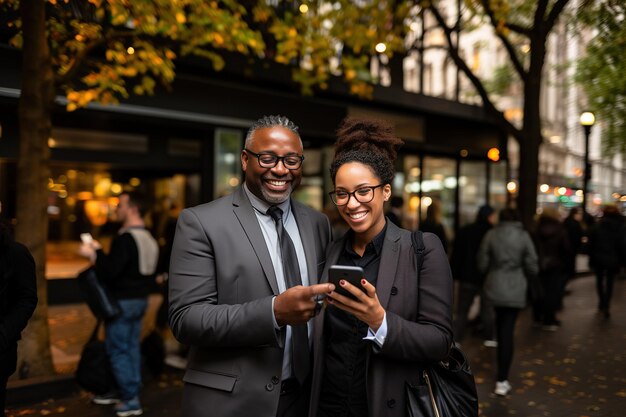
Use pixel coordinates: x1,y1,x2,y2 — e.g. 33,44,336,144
80,192,159,417
478,208,539,396
588,205,625,318
0,219,37,417
451,204,496,344
168,115,334,417
309,117,453,417
532,208,571,330
563,207,584,281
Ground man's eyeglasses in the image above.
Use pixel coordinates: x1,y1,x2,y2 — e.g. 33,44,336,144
329,184,385,206
244,148,304,170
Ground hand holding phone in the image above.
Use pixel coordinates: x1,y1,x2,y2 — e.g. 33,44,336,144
80,233,93,245
328,265,366,300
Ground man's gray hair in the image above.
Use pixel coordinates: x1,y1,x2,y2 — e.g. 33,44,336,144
244,115,302,148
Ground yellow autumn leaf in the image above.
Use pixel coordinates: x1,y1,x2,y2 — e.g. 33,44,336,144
176,12,186,24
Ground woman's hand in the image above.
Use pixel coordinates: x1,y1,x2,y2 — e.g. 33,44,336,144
327,278,385,331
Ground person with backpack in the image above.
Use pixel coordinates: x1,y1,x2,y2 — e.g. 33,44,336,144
0,219,37,417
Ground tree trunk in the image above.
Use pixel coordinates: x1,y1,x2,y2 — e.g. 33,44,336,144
15,0,56,378
516,36,546,229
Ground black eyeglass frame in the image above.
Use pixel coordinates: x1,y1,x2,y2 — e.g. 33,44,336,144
243,148,305,170
329,184,386,206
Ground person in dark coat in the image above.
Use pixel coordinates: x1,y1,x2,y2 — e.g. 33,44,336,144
451,204,496,343
588,205,625,318
532,208,571,330
0,219,38,417
563,207,583,281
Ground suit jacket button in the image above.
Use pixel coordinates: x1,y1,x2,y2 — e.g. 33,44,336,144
387,398,396,408
271,376,280,384
265,383,274,391
391,286,398,295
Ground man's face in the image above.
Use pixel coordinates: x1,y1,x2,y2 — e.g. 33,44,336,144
242,126,303,204
116,194,130,223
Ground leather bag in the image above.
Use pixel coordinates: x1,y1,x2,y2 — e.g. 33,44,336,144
77,267,120,320
406,231,479,417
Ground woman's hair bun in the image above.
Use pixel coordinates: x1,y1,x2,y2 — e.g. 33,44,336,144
334,117,404,161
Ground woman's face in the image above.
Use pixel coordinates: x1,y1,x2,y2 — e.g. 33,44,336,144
334,162,391,240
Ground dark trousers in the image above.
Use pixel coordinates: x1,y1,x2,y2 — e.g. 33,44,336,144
1,374,7,417
541,272,566,325
277,378,309,417
494,307,519,382
454,282,494,341
594,268,616,311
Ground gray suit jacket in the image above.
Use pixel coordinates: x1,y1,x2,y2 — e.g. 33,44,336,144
168,186,331,417
309,222,453,417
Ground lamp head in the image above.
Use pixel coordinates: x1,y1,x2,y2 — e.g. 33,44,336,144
579,111,595,126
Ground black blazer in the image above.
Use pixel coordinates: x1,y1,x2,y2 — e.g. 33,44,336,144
0,241,38,377
309,222,453,417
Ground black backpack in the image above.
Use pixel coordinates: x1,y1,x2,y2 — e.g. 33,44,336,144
76,321,116,394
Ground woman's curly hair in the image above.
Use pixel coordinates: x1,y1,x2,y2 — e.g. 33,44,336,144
330,117,404,185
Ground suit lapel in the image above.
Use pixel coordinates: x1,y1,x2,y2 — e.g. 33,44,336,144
231,187,279,295
376,222,402,309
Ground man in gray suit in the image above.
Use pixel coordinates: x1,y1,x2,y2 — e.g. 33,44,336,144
169,115,334,417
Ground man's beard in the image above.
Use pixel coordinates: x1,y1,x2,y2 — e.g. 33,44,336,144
261,183,293,204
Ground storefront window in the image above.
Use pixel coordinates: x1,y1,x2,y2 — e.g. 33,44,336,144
458,161,487,226
421,156,455,242
490,161,508,212
46,165,196,280
214,128,243,199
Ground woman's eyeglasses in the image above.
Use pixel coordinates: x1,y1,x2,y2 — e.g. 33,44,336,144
329,184,385,206
244,148,304,170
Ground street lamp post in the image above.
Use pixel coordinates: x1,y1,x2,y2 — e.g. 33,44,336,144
579,111,595,212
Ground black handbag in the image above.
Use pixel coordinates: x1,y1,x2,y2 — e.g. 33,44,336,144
407,231,479,417
76,321,117,394
77,267,120,320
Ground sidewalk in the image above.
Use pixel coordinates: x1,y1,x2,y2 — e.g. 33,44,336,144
6,273,625,417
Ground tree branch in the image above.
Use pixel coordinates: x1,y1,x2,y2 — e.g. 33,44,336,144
545,0,571,34
507,23,531,36
55,37,105,86
427,4,522,142
479,0,527,82
55,30,136,87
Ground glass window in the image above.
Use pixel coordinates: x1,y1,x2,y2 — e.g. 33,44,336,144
459,161,487,227
421,156,456,246
45,164,196,280
214,128,243,199
490,161,508,212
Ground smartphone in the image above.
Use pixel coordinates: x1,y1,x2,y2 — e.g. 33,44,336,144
328,265,366,300
80,233,93,244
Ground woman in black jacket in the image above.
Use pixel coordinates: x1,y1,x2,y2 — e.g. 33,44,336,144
0,219,38,416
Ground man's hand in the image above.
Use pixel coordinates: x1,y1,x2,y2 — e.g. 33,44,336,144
274,283,335,326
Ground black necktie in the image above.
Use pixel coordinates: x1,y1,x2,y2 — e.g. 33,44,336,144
267,206,309,383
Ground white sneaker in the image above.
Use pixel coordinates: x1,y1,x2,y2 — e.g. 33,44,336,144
164,354,188,370
494,380,512,396
483,339,498,348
